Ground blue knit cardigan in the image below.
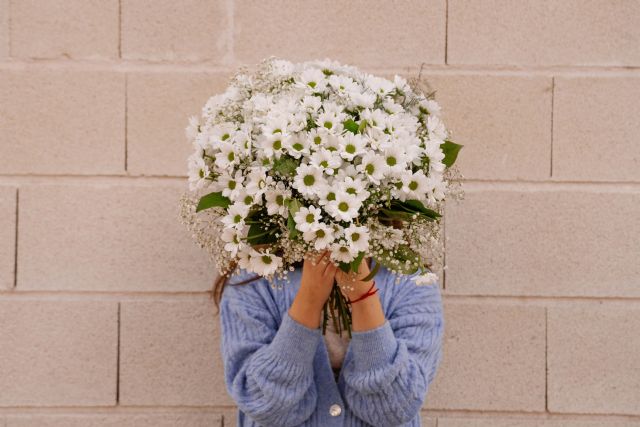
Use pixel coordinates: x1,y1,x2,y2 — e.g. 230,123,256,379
219,258,444,427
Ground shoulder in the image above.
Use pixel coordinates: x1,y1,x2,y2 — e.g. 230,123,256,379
221,267,271,304
221,267,284,321
378,264,443,315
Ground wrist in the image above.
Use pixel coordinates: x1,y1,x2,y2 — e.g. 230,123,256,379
341,279,375,300
344,280,377,305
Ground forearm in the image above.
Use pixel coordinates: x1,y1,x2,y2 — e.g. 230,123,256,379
350,291,386,332
289,287,323,329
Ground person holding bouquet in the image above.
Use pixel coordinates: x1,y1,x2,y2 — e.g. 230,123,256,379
179,57,464,426
217,248,444,426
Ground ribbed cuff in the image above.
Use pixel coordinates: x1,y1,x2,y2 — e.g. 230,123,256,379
267,310,322,367
350,319,398,371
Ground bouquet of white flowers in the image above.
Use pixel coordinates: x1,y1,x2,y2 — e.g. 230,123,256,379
180,56,464,336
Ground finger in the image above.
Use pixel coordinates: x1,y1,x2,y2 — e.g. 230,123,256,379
318,250,331,267
314,249,328,263
325,265,338,283
322,254,336,276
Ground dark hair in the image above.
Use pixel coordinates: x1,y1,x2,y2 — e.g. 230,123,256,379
210,256,305,315
209,218,403,315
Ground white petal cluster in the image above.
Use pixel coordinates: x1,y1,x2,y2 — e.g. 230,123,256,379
182,57,460,281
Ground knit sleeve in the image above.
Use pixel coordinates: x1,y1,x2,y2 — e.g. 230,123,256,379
219,270,322,427
341,271,444,426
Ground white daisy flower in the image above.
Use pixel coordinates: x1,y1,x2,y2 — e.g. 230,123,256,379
316,110,345,134
356,151,386,185
341,175,370,202
302,222,335,251
329,239,359,263
398,169,431,201
214,141,239,170
289,111,308,132
381,145,409,178
264,183,291,217
347,90,376,109
338,132,367,161
325,189,361,222
284,133,311,159
206,122,236,150
293,205,322,233
309,147,342,175
236,246,253,271
360,108,390,134
419,98,442,116
296,68,328,92
342,224,370,253
187,154,211,192
328,74,361,96
301,95,322,114
292,163,325,198
257,132,289,159
365,74,396,97
248,247,283,276
244,167,273,200
221,203,248,230
217,170,244,200
307,128,330,150
232,186,261,210
316,184,337,208
221,225,248,258
426,114,448,141
393,74,411,94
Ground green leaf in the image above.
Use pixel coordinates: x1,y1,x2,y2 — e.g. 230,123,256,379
338,261,351,273
287,212,299,239
273,155,299,178
357,119,368,133
246,222,278,245
196,191,231,212
343,119,359,134
378,208,415,221
391,199,441,219
361,261,380,282
351,251,365,273
286,198,302,239
440,140,463,167
288,198,302,215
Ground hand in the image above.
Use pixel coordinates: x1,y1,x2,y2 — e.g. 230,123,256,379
288,249,338,329
299,249,338,309
335,257,375,301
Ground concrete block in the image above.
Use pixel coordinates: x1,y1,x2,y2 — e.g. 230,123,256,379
426,302,546,411
10,0,118,59
0,186,16,289
0,69,124,174
234,0,446,68
17,184,214,292
121,0,228,62
0,300,117,406
548,306,640,415
119,300,229,406
445,188,640,297
424,74,552,180
127,72,230,176
448,0,640,66
553,76,640,181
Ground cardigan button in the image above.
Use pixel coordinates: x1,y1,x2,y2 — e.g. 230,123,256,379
329,403,342,416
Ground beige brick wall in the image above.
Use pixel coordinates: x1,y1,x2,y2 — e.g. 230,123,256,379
0,1,638,426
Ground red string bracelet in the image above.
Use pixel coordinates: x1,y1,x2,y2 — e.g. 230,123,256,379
345,280,377,305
